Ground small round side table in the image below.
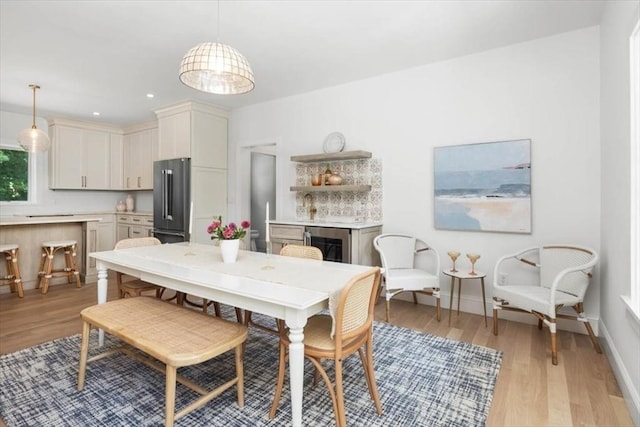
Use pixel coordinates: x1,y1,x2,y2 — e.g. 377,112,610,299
443,269,487,327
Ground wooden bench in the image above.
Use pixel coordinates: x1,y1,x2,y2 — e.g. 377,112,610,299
77,297,248,427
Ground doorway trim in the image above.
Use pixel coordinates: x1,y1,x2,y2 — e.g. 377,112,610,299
234,138,281,225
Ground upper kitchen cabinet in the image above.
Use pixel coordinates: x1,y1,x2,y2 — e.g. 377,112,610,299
122,121,158,190
48,118,123,190
154,100,228,169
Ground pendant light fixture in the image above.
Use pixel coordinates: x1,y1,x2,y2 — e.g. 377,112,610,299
178,1,254,95
17,84,50,152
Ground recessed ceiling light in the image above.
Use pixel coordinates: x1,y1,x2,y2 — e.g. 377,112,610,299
92,112,100,116
146,93,155,98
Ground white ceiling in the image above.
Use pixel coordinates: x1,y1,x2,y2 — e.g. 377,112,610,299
0,0,606,127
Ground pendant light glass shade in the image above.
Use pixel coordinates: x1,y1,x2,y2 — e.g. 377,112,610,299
18,84,50,152
179,42,255,95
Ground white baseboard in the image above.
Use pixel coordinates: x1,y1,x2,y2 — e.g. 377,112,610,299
598,320,640,427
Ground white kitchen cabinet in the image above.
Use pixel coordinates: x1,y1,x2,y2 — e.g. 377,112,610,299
154,101,229,244
83,213,115,282
48,118,122,190
157,110,190,160
268,224,305,254
155,101,228,165
351,226,382,266
97,214,116,252
110,133,124,189
123,123,157,190
116,213,154,241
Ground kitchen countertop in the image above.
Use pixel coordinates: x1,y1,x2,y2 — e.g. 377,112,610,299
115,211,153,216
0,211,152,226
269,219,382,229
0,214,105,226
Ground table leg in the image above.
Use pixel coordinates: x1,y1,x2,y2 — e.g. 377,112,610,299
448,276,455,326
457,278,462,316
480,277,487,327
96,266,108,346
288,324,305,427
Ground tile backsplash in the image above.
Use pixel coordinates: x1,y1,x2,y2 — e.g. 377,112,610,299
295,158,382,222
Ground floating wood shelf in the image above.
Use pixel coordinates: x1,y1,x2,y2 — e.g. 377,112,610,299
290,185,372,192
290,150,372,163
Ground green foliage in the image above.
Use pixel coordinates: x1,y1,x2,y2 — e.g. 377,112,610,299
0,148,29,201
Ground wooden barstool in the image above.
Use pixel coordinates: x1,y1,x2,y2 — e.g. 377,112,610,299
0,244,24,298
38,240,82,294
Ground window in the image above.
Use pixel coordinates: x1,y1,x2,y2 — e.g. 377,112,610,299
625,19,640,322
0,147,30,203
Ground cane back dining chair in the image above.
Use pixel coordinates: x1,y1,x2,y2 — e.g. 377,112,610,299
114,237,165,298
373,234,441,322
269,267,383,427
244,244,323,334
492,244,602,365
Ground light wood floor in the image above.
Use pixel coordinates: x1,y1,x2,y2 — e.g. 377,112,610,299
0,282,634,427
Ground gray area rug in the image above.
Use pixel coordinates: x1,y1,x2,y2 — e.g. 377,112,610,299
0,311,502,426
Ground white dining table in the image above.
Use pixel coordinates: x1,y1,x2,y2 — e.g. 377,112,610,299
90,242,372,427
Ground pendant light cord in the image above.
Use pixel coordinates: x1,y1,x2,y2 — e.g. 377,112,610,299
216,0,220,43
30,84,38,129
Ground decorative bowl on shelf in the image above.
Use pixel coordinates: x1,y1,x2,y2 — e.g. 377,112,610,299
327,171,343,185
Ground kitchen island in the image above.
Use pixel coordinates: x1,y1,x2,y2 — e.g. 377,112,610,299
0,214,110,291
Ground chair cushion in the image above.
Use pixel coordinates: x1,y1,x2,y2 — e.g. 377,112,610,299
385,268,439,291
494,285,581,317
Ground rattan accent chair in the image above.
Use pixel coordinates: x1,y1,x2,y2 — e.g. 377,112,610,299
492,244,602,365
269,267,383,427
243,244,323,334
373,234,441,322
114,237,165,298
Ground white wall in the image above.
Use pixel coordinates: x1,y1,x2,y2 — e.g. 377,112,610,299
228,27,601,321
599,1,640,424
0,110,153,215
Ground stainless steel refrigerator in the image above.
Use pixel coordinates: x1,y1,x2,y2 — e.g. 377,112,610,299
152,158,190,243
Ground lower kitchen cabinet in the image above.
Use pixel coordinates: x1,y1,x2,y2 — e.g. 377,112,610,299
269,224,305,254
97,214,115,252
268,223,381,266
83,213,115,282
116,213,154,241
351,226,382,266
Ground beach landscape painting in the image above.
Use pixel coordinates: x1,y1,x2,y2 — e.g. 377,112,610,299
434,139,531,233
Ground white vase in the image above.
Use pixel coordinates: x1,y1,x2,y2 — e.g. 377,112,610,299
125,194,134,212
220,239,240,263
